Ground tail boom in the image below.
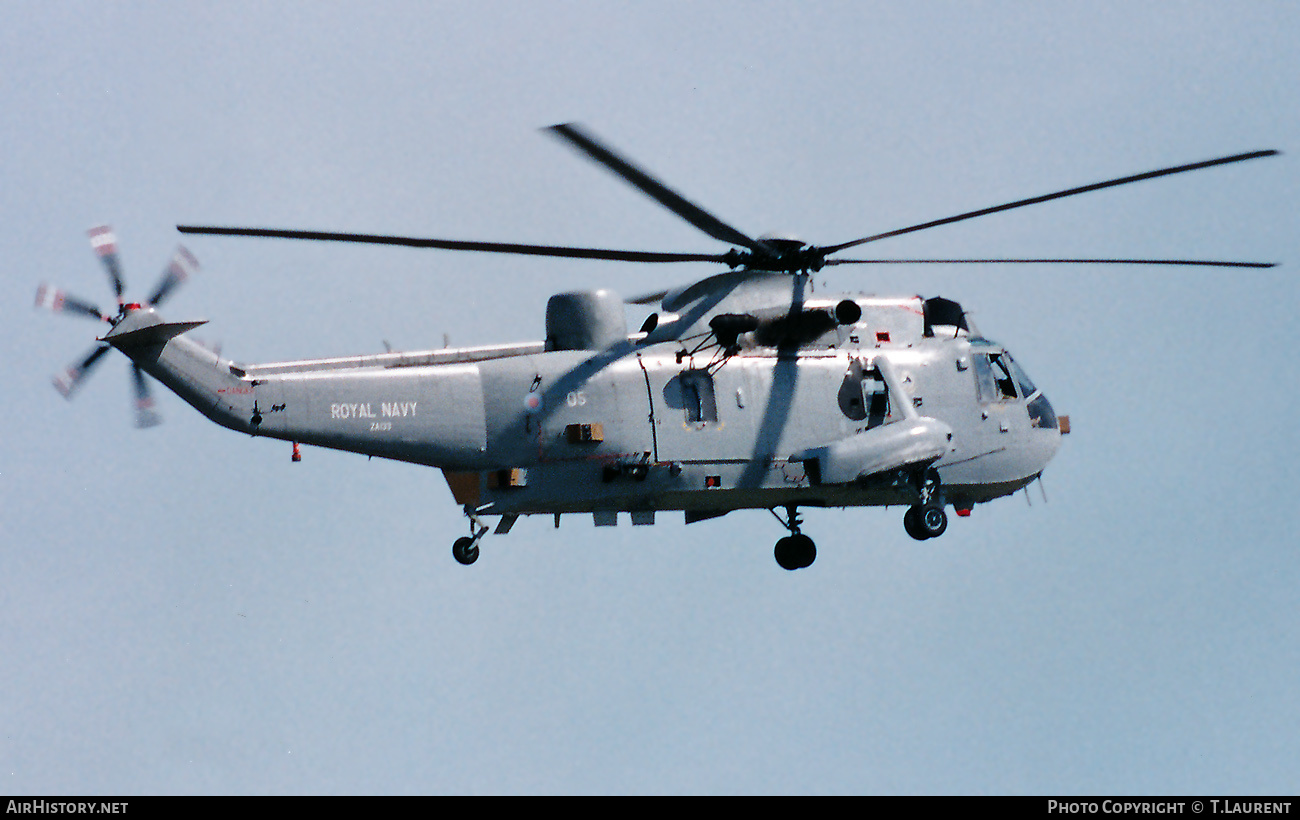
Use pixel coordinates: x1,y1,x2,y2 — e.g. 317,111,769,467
105,306,491,469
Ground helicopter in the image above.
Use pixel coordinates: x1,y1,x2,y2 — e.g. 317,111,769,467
38,124,1277,569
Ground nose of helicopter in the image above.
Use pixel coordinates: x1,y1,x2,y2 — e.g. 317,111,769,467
1027,391,1069,470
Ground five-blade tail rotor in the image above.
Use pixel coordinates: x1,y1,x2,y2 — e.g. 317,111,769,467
37,226,200,427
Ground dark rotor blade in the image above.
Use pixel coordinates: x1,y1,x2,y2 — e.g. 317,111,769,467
819,149,1280,255
176,225,730,264
626,289,671,305
88,225,126,301
545,123,771,254
131,363,162,428
53,344,111,399
147,246,200,307
823,257,1277,268
35,283,106,321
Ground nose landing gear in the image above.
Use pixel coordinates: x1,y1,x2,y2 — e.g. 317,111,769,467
771,506,816,570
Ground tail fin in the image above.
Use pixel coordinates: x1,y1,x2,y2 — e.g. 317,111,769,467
101,306,258,433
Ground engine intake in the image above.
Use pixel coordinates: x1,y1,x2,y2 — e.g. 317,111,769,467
546,289,627,351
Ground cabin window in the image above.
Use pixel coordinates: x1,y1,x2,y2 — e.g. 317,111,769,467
680,370,718,423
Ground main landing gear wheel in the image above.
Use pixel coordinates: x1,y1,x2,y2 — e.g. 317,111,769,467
771,506,815,570
774,533,816,571
452,536,480,565
904,504,948,541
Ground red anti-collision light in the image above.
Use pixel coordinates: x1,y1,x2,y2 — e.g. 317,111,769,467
955,508,972,517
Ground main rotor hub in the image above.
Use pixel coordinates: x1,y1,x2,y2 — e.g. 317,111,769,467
750,233,823,273
757,232,807,252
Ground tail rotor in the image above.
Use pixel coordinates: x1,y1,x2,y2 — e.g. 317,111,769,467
38,226,200,427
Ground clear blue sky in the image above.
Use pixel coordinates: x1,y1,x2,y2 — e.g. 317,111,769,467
3,1,1296,795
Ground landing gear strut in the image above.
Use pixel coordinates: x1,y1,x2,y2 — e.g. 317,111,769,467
771,505,816,570
903,468,948,541
453,510,489,565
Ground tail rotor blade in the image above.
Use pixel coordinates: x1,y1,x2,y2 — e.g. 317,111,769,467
88,225,126,303
131,363,162,428
147,246,199,307
53,344,111,399
35,283,106,321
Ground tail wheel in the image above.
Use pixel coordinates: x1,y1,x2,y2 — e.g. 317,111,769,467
452,536,480,565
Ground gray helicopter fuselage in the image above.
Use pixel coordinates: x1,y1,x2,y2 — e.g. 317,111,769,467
105,273,1063,528
60,131,1275,566
52,129,1278,570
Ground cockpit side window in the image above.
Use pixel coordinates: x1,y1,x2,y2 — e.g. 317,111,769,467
973,352,1019,402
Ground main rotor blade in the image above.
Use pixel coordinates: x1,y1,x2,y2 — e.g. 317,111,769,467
626,289,671,305
819,149,1280,255
823,257,1277,268
131,363,162,428
88,225,126,301
545,123,771,255
53,344,111,399
147,246,199,307
35,283,106,321
176,226,730,264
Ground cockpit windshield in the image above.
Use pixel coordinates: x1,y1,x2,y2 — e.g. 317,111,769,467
972,347,1058,429
1006,353,1037,398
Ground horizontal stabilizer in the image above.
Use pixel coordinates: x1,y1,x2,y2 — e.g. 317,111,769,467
103,319,208,348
